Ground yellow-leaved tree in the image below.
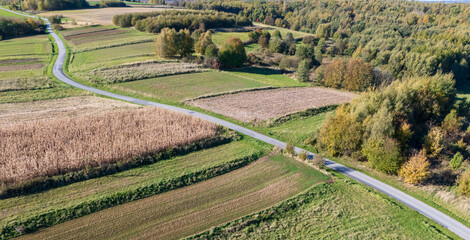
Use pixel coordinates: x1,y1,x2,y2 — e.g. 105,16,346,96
399,150,431,185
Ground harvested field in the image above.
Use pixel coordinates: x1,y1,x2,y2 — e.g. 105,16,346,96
0,107,219,186
18,155,328,240
40,7,167,25
87,61,205,83
0,58,40,65
189,87,355,122
0,96,137,125
0,62,45,72
64,28,128,40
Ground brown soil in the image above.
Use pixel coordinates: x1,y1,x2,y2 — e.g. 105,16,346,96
65,28,128,40
189,87,355,122
0,96,138,125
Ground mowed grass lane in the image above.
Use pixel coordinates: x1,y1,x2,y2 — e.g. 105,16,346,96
0,139,267,228
19,155,328,240
111,71,268,102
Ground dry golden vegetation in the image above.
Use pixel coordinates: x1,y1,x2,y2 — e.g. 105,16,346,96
189,87,355,122
0,96,137,125
0,107,219,186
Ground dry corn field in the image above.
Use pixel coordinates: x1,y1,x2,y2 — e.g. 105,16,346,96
0,107,219,186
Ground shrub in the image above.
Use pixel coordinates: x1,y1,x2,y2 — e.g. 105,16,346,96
399,150,431,184
284,143,295,156
204,44,218,57
362,137,402,174
424,127,445,157
457,170,470,196
218,37,246,68
450,152,463,170
53,24,64,31
298,150,309,161
48,15,63,24
312,154,325,167
278,56,300,70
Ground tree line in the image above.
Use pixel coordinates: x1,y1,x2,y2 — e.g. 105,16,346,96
154,27,246,69
113,10,252,33
0,17,44,40
7,0,88,11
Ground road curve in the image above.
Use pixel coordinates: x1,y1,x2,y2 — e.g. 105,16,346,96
3,8,470,240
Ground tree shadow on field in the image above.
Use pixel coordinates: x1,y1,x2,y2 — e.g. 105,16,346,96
228,66,293,75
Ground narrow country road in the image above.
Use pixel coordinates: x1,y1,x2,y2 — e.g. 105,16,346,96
3,8,470,240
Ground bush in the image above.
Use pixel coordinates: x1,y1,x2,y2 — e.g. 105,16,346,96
312,154,325,167
399,150,431,184
457,170,470,196
204,44,218,58
284,143,295,156
362,137,402,174
48,15,63,24
195,30,214,55
278,56,300,70
218,37,246,68
53,24,64,31
298,150,309,161
450,152,463,170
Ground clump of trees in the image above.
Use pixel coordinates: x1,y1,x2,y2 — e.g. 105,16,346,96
316,73,470,190
218,37,246,68
155,28,193,58
8,0,88,11
0,17,44,40
98,0,126,7
320,58,374,91
113,10,251,33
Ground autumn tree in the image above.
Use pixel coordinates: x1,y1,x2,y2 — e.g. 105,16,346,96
323,59,345,88
218,37,247,68
195,30,214,55
155,28,193,58
457,170,470,196
399,150,431,184
343,59,373,91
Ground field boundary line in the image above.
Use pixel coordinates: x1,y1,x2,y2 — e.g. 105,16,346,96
1,7,470,240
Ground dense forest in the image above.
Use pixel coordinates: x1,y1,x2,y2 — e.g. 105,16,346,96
113,10,251,33
186,0,470,88
6,0,88,11
0,17,44,40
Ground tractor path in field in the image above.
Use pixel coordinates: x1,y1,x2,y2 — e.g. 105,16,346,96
2,7,470,240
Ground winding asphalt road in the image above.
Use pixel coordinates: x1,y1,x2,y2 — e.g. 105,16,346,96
3,7,470,239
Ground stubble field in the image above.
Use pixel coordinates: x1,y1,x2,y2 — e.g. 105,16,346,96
189,87,355,122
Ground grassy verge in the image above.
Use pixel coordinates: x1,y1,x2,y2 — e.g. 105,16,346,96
189,172,459,240
17,154,328,240
0,138,270,239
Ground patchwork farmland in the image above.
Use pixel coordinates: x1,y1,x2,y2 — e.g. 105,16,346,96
1,2,470,240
